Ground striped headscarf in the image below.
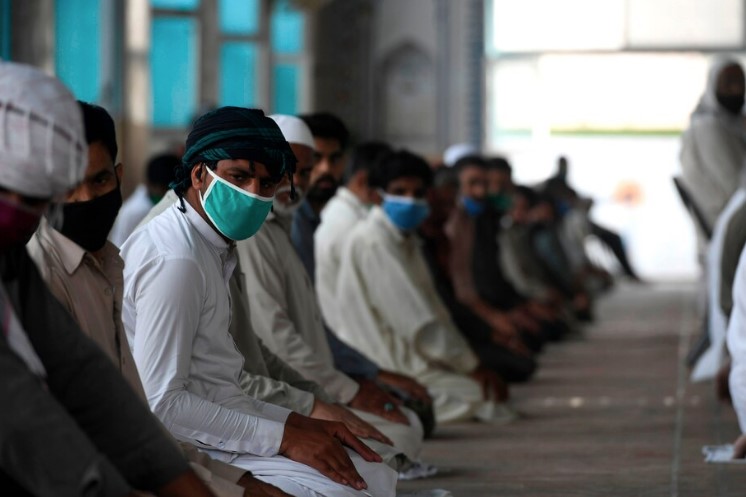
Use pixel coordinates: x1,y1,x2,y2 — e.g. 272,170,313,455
173,107,297,196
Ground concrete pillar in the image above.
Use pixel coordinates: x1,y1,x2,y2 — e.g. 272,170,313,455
11,0,54,72
121,0,151,196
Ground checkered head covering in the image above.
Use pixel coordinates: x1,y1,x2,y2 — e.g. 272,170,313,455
0,61,87,198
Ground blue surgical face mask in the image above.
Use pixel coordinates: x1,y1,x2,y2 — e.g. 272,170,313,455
200,167,273,241
381,193,430,232
461,196,485,217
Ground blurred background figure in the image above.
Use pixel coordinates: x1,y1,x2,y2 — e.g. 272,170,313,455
543,156,643,282
680,58,746,260
109,153,179,247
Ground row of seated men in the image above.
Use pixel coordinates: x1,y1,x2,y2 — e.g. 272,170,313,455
1,61,608,497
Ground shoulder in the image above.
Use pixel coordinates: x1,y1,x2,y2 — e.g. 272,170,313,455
122,208,205,280
236,221,281,264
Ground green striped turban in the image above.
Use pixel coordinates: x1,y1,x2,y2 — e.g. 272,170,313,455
174,107,297,195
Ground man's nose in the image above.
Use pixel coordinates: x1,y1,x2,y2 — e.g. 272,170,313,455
316,155,333,175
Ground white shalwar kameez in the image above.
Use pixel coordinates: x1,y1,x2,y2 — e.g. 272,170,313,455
680,58,746,239
235,212,424,462
693,189,746,381
121,202,396,497
728,245,746,433
334,207,490,424
315,187,370,330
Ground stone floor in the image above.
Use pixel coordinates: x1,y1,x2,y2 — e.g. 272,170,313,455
397,282,746,496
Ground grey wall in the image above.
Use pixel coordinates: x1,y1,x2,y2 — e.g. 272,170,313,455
310,0,484,159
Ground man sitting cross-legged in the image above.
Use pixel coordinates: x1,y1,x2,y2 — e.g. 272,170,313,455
333,149,508,424
121,107,396,497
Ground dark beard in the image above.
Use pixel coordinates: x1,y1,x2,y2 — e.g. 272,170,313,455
306,174,338,204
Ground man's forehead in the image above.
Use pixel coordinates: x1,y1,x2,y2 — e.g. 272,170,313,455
313,136,342,153
219,158,268,172
84,144,115,178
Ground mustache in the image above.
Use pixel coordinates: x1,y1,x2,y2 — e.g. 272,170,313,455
311,174,338,189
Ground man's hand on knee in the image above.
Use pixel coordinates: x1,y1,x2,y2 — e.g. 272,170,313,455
280,413,382,491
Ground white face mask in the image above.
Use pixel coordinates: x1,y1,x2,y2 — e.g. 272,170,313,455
272,185,305,217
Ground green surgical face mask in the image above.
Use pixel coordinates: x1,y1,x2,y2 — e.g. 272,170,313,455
487,193,512,212
200,167,273,241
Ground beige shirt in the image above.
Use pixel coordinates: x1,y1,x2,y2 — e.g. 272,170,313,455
315,187,370,330
27,218,247,494
235,213,361,404
335,206,479,379
27,219,145,398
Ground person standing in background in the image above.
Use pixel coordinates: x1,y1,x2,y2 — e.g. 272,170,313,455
680,58,746,257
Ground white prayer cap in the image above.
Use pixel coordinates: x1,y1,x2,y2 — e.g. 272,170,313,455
443,142,479,168
0,61,87,198
269,114,315,149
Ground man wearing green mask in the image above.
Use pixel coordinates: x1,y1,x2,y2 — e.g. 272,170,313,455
121,107,396,497
28,102,295,497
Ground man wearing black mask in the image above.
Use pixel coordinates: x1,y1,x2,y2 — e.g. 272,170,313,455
59,102,123,251
27,101,293,497
1,61,216,497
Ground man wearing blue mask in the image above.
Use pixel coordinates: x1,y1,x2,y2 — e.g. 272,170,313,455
121,107,396,497
333,150,510,424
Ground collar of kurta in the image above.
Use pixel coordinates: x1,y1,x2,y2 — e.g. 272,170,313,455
180,201,232,252
35,217,121,276
370,205,421,248
334,187,369,218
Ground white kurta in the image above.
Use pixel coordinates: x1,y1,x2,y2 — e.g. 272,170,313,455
680,59,746,235
121,202,395,497
315,187,370,330
140,190,331,416
236,213,360,404
334,207,487,423
693,188,746,381
235,212,423,461
728,245,746,433
109,185,154,247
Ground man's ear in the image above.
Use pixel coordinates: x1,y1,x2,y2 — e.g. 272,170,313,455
115,162,124,184
190,163,205,190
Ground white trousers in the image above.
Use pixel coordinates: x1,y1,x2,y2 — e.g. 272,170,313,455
417,370,491,424
203,448,397,497
351,406,423,463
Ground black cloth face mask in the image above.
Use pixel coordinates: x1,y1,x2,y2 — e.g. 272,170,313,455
716,93,745,115
58,187,123,252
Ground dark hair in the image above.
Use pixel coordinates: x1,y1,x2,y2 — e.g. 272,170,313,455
453,154,488,174
370,149,433,190
346,141,392,184
299,112,350,150
78,101,117,161
146,153,180,188
172,160,217,198
514,185,538,207
486,156,512,175
432,166,460,189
